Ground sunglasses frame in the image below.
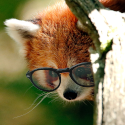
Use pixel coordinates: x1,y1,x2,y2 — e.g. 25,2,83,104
26,62,94,92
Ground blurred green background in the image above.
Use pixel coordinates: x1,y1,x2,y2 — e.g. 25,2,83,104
0,0,94,125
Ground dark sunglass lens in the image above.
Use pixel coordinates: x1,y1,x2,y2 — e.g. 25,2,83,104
32,69,60,91
75,67,86,78
72,64,94,86
49,70,58,78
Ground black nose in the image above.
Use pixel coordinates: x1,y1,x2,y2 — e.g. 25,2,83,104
63,90,77,100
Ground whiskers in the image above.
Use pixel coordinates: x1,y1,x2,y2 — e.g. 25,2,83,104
81,100,88,105
13,92,52,119
24,92,48,110
23,85,34,96
48,92,60,103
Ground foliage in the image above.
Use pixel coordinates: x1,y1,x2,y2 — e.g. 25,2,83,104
0,0,26,29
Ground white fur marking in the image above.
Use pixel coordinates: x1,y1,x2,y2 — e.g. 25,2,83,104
4,18,40,43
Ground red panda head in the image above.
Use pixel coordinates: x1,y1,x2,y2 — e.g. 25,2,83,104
4,2,94,101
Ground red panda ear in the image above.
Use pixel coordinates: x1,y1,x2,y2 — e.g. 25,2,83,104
4,18,40,43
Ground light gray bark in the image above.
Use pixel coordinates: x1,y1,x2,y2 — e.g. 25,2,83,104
65,0,125,125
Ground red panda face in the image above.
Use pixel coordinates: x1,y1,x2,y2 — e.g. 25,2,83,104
26,62,94,101
4,2,94,101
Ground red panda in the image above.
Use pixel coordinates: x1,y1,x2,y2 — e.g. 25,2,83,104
4,1,124,102
99,0,125,12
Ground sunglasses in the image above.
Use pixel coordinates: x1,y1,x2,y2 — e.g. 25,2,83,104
26,62,94,92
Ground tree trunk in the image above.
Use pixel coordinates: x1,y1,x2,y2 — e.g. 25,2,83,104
65,0,125,125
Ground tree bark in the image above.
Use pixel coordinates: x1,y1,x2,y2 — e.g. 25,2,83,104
65,0,125,125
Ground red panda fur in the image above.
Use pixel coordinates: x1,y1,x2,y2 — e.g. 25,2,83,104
99,0,125,12
24,2,93,72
